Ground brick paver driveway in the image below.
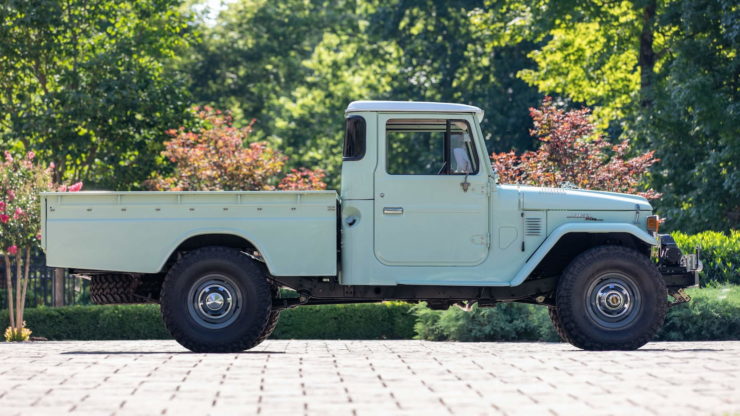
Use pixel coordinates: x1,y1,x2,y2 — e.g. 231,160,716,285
0,340,737,416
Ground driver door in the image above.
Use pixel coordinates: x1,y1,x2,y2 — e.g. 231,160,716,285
373,114,490,266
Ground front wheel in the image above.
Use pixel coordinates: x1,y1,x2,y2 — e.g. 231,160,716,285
160,247,273,353
551,246,667,350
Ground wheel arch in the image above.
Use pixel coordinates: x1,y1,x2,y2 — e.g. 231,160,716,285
511,223,656,287
159,231,273,275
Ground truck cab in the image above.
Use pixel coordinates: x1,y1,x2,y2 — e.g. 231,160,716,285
42,101,701,353
339,102,659,287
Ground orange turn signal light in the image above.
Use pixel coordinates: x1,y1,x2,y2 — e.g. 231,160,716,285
646,215,661,233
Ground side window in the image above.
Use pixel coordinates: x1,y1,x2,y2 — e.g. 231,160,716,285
386,119,478,175
343,116,366,161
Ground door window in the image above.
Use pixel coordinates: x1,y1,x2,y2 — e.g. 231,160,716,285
386,119,478,175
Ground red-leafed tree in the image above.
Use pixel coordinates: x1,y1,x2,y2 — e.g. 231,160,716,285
491,97,659,199
147,107,326,192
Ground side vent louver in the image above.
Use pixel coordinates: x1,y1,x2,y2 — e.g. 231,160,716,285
525,217,543,236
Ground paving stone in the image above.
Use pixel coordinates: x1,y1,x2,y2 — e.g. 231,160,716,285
0,340,737,415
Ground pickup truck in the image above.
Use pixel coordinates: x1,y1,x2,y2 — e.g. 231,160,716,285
41,101,701,352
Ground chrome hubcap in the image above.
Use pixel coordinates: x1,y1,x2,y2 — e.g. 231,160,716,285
188,275,242,329
204,290,226,311
595,284,631,318
585,273,642,330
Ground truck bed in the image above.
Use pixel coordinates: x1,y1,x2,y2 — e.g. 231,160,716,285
41,191,338,276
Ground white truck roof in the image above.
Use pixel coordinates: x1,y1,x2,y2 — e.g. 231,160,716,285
346,100,484,122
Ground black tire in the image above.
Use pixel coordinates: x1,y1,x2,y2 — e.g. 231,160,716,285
551,245,667,350
90,274,160,304
548,306,567,342
253,311,281,346
160,247,272,353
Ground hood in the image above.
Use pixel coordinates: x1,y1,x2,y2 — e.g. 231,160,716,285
504,185,652,211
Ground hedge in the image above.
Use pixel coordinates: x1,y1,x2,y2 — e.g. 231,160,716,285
672,230,739,286
271,302,415,340
0,304,171,340
413,285,740,342
1,286,737,342
0,302,416,341
657,285,740,341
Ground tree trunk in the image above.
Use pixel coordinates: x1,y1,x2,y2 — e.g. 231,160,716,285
638,0,657,108
15,255,22,332
5,256,14,329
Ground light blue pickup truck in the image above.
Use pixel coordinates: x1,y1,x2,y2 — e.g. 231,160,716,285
41,101,700,352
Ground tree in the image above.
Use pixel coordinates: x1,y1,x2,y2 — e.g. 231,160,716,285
492,98,659,198
0,151,81,341
479,0,738,232
369,0,543,152
640,0,739,232
185,0,545,188
0,0,195,190
147,107,326,191
184,0,361,126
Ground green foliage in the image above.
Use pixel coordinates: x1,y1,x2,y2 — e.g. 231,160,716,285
0,302,416,341
414,286,740,342
271,302,416,340
513,2,643,126
184,0,359,126
0,305,171,340
478,0,739,232
643,0,739,233
657,285,740,341
672,231,740,286
2,285,738,342
184,0,398,187
186,0,544,188
0,0,195,190
413,303,559,342
368,0,543,152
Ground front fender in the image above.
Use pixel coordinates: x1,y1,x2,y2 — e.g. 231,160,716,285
509,223,657,287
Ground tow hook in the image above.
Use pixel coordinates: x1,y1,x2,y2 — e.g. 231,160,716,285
668,288,691,307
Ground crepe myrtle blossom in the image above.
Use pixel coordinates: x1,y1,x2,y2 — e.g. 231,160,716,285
1,149,84,342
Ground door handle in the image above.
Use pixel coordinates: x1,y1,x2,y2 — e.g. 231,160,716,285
383,207,404,215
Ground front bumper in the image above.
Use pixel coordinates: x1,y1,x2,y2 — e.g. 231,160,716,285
656,234,702,288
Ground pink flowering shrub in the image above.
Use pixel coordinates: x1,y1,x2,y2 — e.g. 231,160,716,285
146,107,326,191
0,151,82,341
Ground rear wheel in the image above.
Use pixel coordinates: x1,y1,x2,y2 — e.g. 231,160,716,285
551,246,667,350
160,247,272,353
